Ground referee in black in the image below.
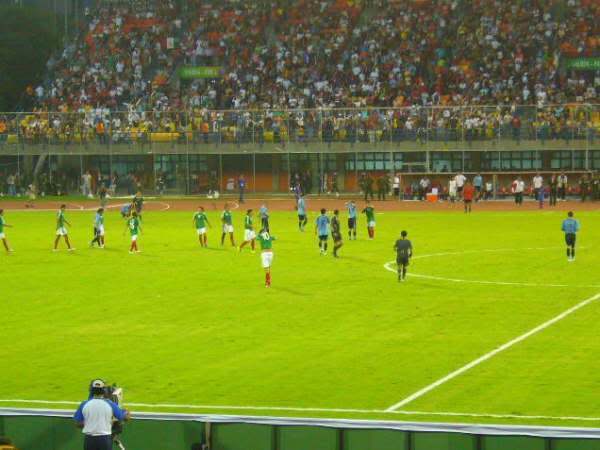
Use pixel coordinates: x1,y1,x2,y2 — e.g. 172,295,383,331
394,230,413,282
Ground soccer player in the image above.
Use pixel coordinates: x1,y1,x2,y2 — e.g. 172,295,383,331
258,203,269,232
257,228,276,287
561,211,580,262
0,209,14,252
124,211,142,253
331,209,343,258
463,181,474,213
315,208,330,255
193,206,210,247
133,191,144,220
297,194,308,231
239,209,256,252
394,230,413,282
221,203,235,247
54,204,75,251
89,208,105,248
345,200,357,240
362,201,376,240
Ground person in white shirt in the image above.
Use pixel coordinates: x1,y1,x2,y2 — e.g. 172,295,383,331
513,176,525,205
454,173,466,199
392,173,401,200
448,177,457,203
532,173,543,200
484,181,493,200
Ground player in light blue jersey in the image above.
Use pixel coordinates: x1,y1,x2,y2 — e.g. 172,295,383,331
89,208,105,248
315,208,331,255
258,204,269,232
345,200,357,240
561,211,580,261
297,193,308,231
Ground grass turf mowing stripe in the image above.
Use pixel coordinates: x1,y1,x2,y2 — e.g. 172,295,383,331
385,291,600,411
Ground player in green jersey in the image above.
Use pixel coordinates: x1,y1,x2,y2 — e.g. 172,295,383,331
239,209,256,253
361,200,376,239
123,211,142,253
193,206,211,247
257,228,276,287
54,204,75,251
0,209,14,252
220,203,236,247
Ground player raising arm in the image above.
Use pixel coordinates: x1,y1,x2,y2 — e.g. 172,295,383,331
561,211,580,262
193,206,211,247
315,208,331,255
124,211,142,253
239,209,256,253
394,230,413,282
0,209,14,252
257,228,276,287
361,200,376,239
54,204,75,251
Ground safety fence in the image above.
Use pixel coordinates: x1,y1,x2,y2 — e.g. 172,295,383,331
1,408,599,450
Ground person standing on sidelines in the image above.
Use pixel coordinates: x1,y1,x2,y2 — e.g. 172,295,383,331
0,209,14,252
392,173,401,200
454,172,466,199
549,174,558,206
512,176,525,205
331,209,343,258
124,211,142,253
345,200,357,240
74,379,130,450
239,209,256,253
89,208,105,248
238,174,247,204
257,228,276,287
315,208,330,255
561,211,580,262
448,176,457,204
394,230,413,282
472,173,483,201
258,203,269,232
362,200,376,239
297,193,308,231
54,204,75,251
193,206,210,247
221,203,236,247
463,181,475,213
557,172,568,200
533,173,543,201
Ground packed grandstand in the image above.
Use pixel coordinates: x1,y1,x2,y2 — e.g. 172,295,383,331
1,0,600,143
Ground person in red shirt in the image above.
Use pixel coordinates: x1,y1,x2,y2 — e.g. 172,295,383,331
463,181,475,214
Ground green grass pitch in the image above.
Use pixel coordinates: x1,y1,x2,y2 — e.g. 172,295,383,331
1,206,599,427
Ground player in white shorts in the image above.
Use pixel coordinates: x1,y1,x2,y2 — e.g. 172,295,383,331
239,209,256,253
193,206,211,247
220,203,235,247
0,209,14,252
90,208,105,248
54,204,75,251
257,229,276,287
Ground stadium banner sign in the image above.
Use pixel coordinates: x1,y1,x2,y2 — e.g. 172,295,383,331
179,66,222,79
566,58,600,70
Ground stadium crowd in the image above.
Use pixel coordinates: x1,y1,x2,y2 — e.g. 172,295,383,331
1,0,599,143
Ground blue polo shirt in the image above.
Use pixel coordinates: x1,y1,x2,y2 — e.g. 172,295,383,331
561,218,580,235
316,215,330,236
74,398,126,436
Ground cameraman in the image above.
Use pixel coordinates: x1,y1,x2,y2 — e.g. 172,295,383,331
73,379,130,450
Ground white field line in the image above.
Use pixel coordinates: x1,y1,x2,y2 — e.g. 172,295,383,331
1,399,600,422
386,292,600,411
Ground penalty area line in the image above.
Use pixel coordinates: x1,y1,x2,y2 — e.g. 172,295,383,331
385,291,600,411
0,400,600,422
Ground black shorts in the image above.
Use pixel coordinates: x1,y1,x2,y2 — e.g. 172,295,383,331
457,186,464,192
298,214,306,220
475,186,481,192
464,199,472,204
397,257,409,266
333,232,342,242
319,234,329,241
565,233,576,247
348,217,356,229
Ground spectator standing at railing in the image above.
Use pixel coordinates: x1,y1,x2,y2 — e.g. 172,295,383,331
557,173,568,201
533,173,544,201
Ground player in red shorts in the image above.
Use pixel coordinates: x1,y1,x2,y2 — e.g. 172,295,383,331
463,181,475,214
